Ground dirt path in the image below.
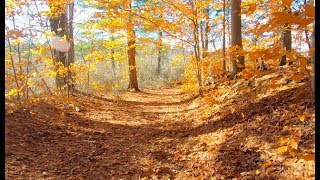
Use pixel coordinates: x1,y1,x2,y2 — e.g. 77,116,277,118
5,86,315,179
5,88,204,179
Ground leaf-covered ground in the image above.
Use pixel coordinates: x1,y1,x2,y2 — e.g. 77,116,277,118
5,68,315,179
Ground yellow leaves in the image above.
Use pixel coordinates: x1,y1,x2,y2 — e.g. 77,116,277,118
277,146,288,153
47,71,58,77
299,113,311,122
5,89,20,98
84,51,106,62
289,140,298,150
299,114,306,122
279,137,289,146
278,129,302,157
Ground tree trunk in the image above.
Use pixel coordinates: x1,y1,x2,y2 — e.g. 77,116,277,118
304,30,311,50
311,25,315,99
227,4,231,47
200,20,205,54
68,1,75,91
231,0,244,76
156,30,162,76
111,34,116,76
280,23,292,66
126,0,139,91
222,0,226,72
303,0,312,50
193,8,203,93
204,8,209,53
49,13,68,88
202,7,210,58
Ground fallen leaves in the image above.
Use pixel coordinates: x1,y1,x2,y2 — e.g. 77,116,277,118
299,113,311,122
289,140,298,150
5,69,315,179
301,154,315,161
277,146,288,153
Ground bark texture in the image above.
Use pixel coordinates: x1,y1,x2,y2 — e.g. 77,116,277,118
50,13,68,88
126,0,139,91
231,0,244,75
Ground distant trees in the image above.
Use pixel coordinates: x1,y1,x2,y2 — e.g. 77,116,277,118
4,0,315,99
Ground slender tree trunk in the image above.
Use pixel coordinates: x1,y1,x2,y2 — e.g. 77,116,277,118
231,0,244,76
204,8,209,53
189,0,202,92
279,6,292,66
200,21,205,55
7,39,20,100
194,16,203,92
182,41,187,72
126,0,139,91
304,30,311,50
111,34,116,76
157,29,162,76
303,0,312,50
280,23,292,66
194,26,202,94
227,2,231,72
222,0,226,72
311,25,315,99
227,4,231,46
68,1,75,91
12,16,23,91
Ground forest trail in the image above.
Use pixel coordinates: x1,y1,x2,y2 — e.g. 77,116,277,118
6,83,315,179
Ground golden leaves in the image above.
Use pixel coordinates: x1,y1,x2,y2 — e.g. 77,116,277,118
261,161,272,168
290,74,303,83
282,0,294,7
288,148,297,157
301,153,315,161
277,146,288,153
242,3,257,16
5,89,20,98
304,4,315,18
278,132,300,157
279,137,289,146
299,113,311,122
289,140,298,150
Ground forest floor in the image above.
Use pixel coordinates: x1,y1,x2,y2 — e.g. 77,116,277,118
5,68,315,179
